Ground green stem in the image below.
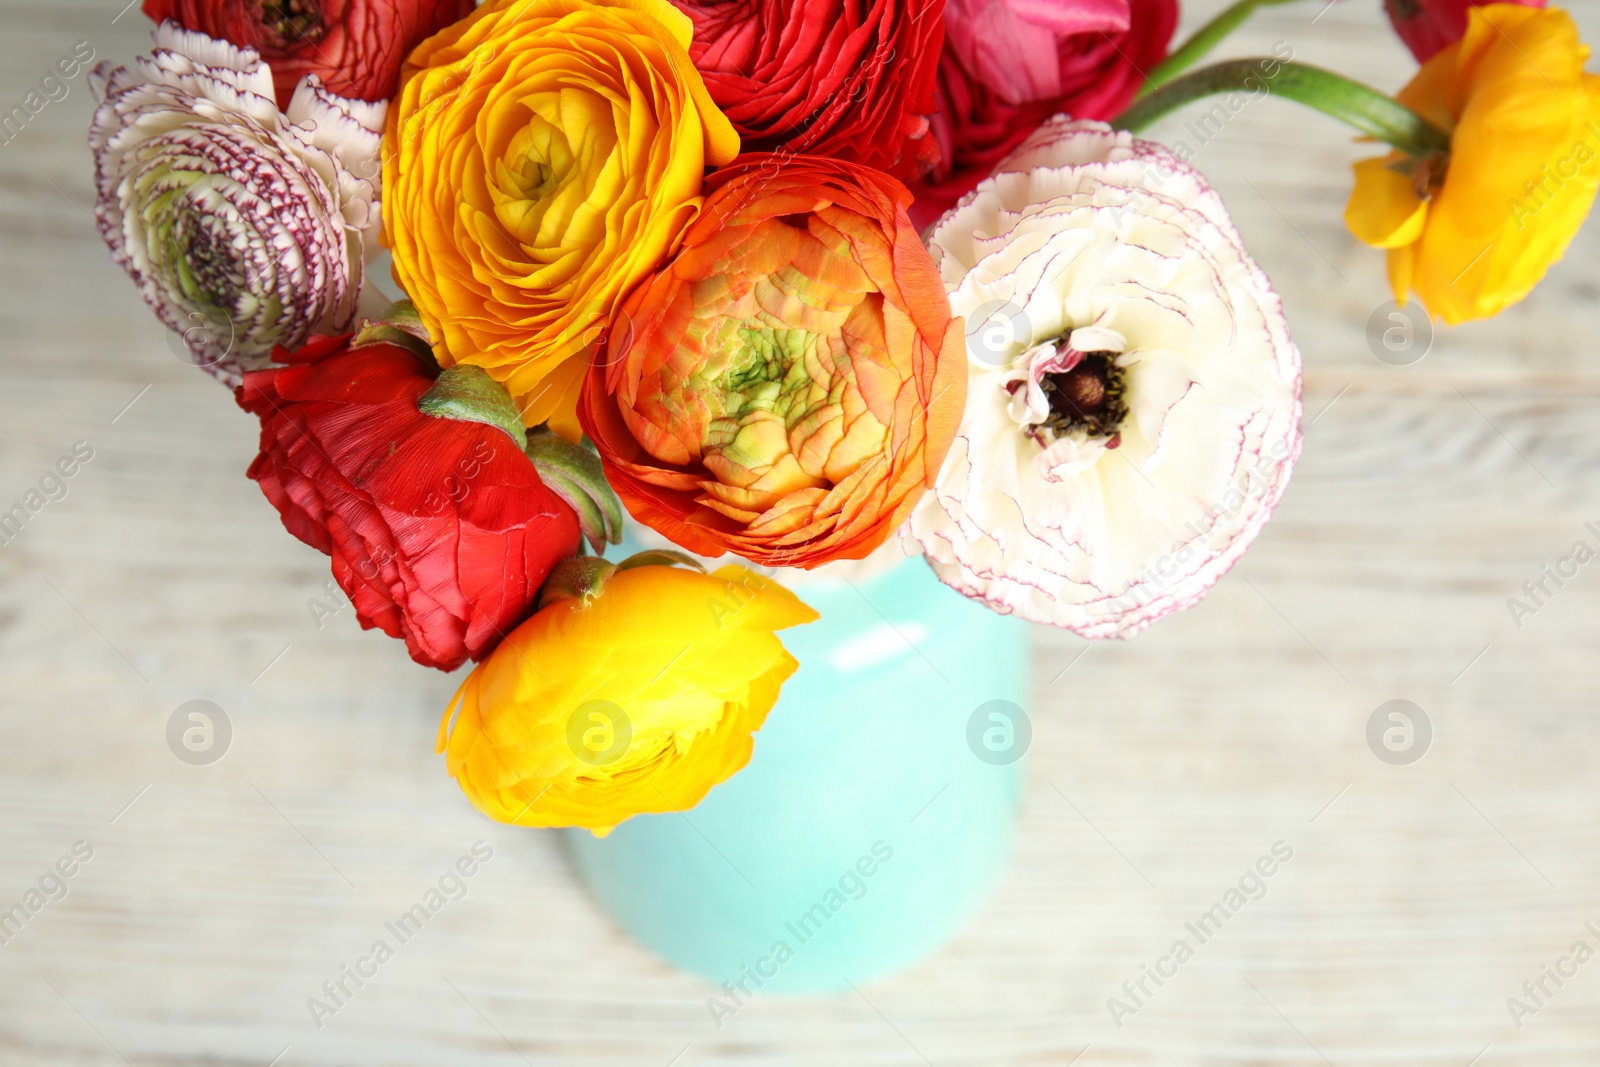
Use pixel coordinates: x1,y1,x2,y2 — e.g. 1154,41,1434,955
1116,59,1451,159
1139,0,1302,96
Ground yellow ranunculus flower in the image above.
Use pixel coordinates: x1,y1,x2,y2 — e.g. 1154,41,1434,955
437,562,817,835
1345,4,1600,325
383,0,740,439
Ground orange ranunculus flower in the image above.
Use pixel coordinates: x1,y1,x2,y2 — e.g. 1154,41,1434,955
578,155,966,568
437,558,817,835
1345,4,1600,325
383,0,740,439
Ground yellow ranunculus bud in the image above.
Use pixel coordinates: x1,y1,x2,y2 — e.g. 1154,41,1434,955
383,0,740,438
1345,4,1600,325
437,561,817,835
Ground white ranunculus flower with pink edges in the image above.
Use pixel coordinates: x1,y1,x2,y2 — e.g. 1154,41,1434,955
89,24,386,383
908,117,1302,638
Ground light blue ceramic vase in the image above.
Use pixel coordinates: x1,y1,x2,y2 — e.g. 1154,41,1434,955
565,553,1030,994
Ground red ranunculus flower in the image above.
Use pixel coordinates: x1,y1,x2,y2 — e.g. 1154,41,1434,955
670,0,945,181
142,0,477,109
909,0,1178,226
237,334,583,671
1384,0,1546,62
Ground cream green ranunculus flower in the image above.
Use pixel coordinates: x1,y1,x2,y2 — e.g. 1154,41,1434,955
909,118,1302,638
90,25,386,382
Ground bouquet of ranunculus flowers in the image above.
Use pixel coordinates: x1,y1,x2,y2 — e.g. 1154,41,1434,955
93,0,1599,834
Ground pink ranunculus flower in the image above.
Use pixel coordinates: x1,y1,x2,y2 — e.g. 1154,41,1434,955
90,24,386,383
908,118,1303,638
943,0,1132,107
910,0,1178,227
1384,0,1546,62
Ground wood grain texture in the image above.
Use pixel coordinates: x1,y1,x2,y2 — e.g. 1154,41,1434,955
3,2,1599,1064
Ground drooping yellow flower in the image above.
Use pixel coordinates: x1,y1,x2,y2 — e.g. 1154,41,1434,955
1345,4,1600,325
437,559,816,835
383,0,740,439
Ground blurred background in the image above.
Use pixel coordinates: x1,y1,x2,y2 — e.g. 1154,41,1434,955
4,0,1600,1063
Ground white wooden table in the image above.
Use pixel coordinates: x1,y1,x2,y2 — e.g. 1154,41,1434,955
4,2,1600,1063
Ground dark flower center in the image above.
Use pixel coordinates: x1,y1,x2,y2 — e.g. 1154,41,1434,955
261,0,326,45
1038,351,1128,443
173,214,243,314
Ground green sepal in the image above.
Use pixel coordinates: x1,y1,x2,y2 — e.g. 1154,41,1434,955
537,556,618,611
525,429,624,554
616,549,705,573
418,365,528,450
351,299,436,364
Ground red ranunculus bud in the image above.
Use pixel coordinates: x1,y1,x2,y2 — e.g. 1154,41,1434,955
237,333,584,671
141,0,477,109
1384,0,1546,63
